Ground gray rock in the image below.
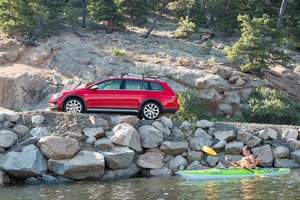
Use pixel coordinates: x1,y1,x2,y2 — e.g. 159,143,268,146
85,136,96,145
100,163,141,180
160,117,173,129
213,130,236,142
190,137,213,151
274,159,300,168
48,150,105,180
31,115,45,126
102,147,135,169
160,141,188,156
258,128,278,140
138,125,163,148
111,115,138,126
0,170,10,185
2,144,47,178
185,161,209,170
29,127,49,139
237,129,261,147
37,136,80,159
89,115,110,130
187,151,203,163
0,130,18,148
5,113,20,122
66,131,84,141
287,138,300,151
212,140,227,151
168,155,187,172
149,167,173,177
282,129,298,140
42,174,58,184
19,136,38,146
252,145,273,167
215,162,227,169
137,149,164,169
272,146,289,159
196,120,214,129
218,103,233,116
3,121,13,129
25,177,42,185
194,74,228,93
225,141,244,155
13,125,30,136
291,150,300,164
152,121,170,138
194,128,212,139
112,123,142,152
207,155,219,167
94,138,113,151
83,127,105,139
179,121,192,131
224,91,241,106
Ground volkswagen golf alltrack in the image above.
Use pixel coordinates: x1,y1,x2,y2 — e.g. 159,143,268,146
48,74,179,120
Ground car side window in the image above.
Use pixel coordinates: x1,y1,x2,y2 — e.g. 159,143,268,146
149,82,163,91
125,80,148,90
97,80,121,90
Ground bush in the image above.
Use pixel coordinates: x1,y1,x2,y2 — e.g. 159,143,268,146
171,90,209,122
244,87,300,125
174,16,196,39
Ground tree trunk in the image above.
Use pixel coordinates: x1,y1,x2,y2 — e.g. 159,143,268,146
81,0,87,28
277,0,288,29
106,18,114,34
142,5,167,38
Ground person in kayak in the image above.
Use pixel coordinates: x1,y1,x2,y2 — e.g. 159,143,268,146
225,146,258,169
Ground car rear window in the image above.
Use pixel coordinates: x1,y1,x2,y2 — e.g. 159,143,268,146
125,80,149,90
149,82,164,91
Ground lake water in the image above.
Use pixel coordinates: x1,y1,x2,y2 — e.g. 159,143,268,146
1,170,300,200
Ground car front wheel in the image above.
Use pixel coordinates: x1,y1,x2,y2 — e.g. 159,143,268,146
142,102,161,120
64,98,84,113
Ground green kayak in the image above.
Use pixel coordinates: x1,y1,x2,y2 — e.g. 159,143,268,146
178,168,291,181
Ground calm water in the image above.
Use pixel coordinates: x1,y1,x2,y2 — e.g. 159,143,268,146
1,170,300,200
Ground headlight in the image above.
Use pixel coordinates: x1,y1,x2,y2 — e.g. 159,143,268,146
52,92,63,99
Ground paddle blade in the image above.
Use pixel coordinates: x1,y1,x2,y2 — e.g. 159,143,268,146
202,146,217,156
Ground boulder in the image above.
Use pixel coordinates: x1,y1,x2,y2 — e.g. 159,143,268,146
282,129,298,140
29,127,49,139
22,45,51,66
102,147,135,169
196,120,214,129
171,127,185,141
258,128,278,140
252,145,273,167
272,146,289,159
19,136,38,146
291,150,300,164
287,138,300,151
187,151,203,163
0,130,18,148
194,128,212,139
207,155,219,167
137,149,164,169
13,125,30,136
0,170,10,185
111,115,138,126
138,125,163,148
274,159,300,168
0,39,22,63
213,130,236,142
160,141,188,156
190,137,213,151
5,113,20,122
88,115,110,130
48,150,105,180
168,155,187,172
218,103,233,116
37,136,80,159
200,88,222,103
149,168,173,177
94,138,113,151
86,136,96,145
224,91,241,106
152,121,170,138
194,74,228,93
179,121,192,131
112,123,142,151
160,117,173,129
212,140,227,151
225,141,244,155
83,127,105,139
100,163,141,180
66,131,84,141
2,144,47,177
186,161,209,170
237,129,261,147
31,115,45,126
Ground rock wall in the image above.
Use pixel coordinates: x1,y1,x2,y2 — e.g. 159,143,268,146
0,108,300,185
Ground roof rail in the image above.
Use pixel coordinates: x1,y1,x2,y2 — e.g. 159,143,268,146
119,73,159,79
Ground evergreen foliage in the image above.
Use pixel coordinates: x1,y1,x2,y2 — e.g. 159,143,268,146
174,16,196,38
119,0,147,25
225,14,289,72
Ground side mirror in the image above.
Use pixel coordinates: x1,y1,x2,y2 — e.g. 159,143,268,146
90,85,98,90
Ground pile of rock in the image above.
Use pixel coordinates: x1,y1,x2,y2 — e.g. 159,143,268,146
0,109,300,186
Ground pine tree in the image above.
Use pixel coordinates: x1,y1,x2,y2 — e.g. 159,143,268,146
120,0,147,25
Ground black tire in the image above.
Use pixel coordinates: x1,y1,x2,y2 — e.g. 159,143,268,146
141,102,161,120
64,98,85,113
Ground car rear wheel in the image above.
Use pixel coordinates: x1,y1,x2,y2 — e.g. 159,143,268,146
142,102,161,120
64,98,84,113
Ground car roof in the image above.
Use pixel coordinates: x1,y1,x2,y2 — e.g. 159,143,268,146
104,77,165,83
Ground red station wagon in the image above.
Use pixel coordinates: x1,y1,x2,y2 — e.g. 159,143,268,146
49,74,179,120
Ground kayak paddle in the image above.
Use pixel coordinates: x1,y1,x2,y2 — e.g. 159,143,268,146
202,146,264,177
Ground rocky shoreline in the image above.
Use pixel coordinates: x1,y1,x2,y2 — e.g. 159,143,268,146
0,109,300,186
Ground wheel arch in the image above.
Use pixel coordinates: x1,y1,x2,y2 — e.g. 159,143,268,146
140,99,163,113
62,94,87,111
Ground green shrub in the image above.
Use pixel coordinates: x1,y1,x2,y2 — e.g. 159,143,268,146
174,16,196,39
111,48,126,56
171,90,209,122
244,87,300,125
